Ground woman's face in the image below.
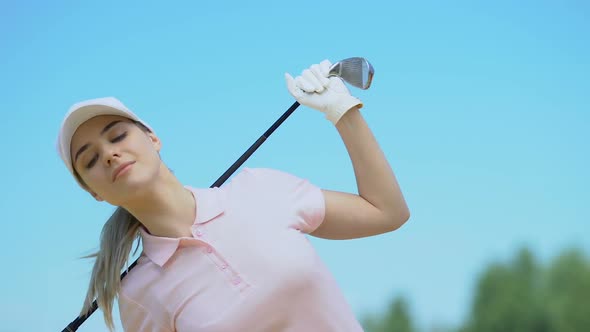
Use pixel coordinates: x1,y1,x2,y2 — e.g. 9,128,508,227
70,115,162,205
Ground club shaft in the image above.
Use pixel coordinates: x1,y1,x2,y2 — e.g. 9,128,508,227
60,101,300,332
212,101,300,187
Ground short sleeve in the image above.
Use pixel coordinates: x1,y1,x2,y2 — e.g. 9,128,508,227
118,292,173,332
236,167,325,233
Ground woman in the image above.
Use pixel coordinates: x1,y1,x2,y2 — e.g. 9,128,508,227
56,59,410,331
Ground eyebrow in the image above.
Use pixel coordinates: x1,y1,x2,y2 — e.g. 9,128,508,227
74,120,123,163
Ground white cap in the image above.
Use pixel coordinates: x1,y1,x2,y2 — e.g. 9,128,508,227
56,97,152,184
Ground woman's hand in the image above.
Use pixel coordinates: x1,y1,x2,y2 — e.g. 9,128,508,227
285,59,363,125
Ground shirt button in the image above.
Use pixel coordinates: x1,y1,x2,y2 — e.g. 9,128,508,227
232,276,241,285
195,229,203,237
220,263,228,269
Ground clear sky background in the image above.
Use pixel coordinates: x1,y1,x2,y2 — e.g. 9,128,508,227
0,1,588,331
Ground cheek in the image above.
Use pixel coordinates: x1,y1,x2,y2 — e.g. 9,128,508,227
141,151,163,178
78,167,110,190
136,139,161,166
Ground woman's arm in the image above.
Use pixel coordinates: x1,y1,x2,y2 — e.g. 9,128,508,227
285,59,410,240
311,107,410,240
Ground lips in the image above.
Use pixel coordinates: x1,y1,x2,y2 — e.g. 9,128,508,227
112,161,135,182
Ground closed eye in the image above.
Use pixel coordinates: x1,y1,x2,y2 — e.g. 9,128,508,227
86,154,98,169
111,132,127,143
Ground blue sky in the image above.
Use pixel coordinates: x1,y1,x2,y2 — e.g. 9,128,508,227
1,1,588,331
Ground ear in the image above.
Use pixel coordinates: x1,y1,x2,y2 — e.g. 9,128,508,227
148,132,162,152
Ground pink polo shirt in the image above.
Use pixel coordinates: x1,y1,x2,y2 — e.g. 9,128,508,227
118,167,364,331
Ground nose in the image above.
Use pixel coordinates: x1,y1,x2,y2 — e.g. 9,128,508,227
102,146,121,167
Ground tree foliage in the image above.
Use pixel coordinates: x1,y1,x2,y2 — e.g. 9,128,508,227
363,295,416,332
362,247,590,332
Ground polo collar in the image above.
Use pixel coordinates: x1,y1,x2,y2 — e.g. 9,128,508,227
139,186,226,267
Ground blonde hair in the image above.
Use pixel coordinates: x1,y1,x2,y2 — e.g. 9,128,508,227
75,120,152,331
80,207,141,331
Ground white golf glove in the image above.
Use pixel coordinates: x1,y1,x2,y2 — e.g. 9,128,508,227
285,59,363,125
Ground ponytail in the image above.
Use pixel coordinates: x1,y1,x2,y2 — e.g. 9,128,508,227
80,207,141,331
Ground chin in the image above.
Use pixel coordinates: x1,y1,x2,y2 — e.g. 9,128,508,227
108,179,153,205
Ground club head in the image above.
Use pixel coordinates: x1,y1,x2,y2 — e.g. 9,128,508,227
328,57,375,90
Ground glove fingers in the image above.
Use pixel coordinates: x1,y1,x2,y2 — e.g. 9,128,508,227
301,69,325,93
311,64,330,87
319,59,332,77
285,73,304,99
295,76,311,93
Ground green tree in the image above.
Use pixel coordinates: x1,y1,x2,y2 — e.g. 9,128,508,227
363,247,590,332
462,246,590,332
543,249,590,332
363,295,416,332
462,247,551,332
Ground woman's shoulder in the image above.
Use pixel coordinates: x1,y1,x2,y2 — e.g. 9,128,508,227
119,255,158,299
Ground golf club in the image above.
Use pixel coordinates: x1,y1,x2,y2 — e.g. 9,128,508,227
61,57,375,332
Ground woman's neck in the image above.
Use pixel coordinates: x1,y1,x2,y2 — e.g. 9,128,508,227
123,169,196,238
